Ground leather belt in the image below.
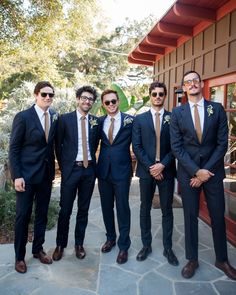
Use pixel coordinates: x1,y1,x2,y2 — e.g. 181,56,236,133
75,160,93,167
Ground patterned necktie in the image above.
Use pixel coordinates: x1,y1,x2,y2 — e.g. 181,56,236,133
194,104,202,143
44,112,49,143
81,116,88,168
108,117,115,144
155,112,161,161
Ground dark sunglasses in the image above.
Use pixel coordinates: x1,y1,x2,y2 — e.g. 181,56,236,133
104,99,117,106
151,92,165,98
40,92,54,98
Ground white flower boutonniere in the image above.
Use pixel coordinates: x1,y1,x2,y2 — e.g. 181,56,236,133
52,113,58,123
207,105,214,117
89,117,98,129
123,116,133,127
163,115,171,124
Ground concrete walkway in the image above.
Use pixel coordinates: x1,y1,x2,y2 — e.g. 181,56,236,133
0,178,236,294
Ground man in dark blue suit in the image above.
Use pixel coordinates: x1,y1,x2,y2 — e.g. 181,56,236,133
170,70,236,280
52,86,100,262
132,81,178,266
97,89,133,264
9,81,57,273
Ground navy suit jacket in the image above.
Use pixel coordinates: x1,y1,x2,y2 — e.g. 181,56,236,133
97,112,133,181
9,105,57,183
170,99,228,182
132,109,176,179
55,111,100,181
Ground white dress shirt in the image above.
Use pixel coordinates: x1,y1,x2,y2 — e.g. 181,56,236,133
189,98,205,132
34,104,50,131
76,111,92,161
150,107,164,131
103,111,121,142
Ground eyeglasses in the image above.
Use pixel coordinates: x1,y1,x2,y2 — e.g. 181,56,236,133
40,92,54,98
183,78,200,86
80,95,95,102
104,99,117,106
151,92,165,98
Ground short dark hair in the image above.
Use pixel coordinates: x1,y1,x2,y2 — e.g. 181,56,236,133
34,81,54,94
76,85,98,101
101,89,119,102
182,71,201,86
149,81,167,96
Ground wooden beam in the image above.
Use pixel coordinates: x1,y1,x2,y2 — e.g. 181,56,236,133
146,35,177,48
173,3,216,22
131,52,156,62
138,45,165,55
157,21,193,36
128,56,153,66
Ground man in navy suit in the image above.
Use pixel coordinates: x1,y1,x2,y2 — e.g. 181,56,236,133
52,86,100,262
132,81,179,266
170,70,236,280
97,89,133,264
9,81,57,273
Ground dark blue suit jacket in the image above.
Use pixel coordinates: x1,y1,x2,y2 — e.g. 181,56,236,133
170,100,228,182
97,112,133,181
9,105,57,183
55,111,100,181
132,109,176,179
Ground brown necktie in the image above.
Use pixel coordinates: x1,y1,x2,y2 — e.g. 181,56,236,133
108,117,115,144
155,112,161,161
194,104,202,143
44,112,49,142
81,116,88,168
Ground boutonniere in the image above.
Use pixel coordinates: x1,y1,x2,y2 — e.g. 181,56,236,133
123,116,133,127
163,115,171,124
207,105,214,117
89,117,98,129
52,113,58,123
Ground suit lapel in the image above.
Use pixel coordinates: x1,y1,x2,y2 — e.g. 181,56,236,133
181,103,199,141
71,111,78,146
30,105,45,136
146,110,155,133
201,99,211,142
112,112,125,143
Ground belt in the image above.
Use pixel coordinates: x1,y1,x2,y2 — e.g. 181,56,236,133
75,160,93,167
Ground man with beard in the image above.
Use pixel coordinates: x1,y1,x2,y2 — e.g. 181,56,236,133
170,70,236,280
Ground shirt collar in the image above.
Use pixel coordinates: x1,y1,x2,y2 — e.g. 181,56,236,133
150,107,164,116
77,110,89,119
34,104,49,117
189,97,204,108
108,111,121,121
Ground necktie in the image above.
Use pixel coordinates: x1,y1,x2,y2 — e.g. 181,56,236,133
155,112,161,161
44,112,49,143
194,104,202,143
108,117,115,144
81,116,88,168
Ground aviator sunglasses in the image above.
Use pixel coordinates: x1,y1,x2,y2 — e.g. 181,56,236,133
104,99,117,106
40,92,55,98
151,92,165,98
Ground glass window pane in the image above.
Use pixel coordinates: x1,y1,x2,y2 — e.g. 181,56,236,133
227,83,236,109
227,112,236,137
225,138,236,167
223,189,236,222
210,85,224,105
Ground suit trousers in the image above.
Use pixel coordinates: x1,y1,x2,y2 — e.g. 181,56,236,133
139,177,174,249
98,177,131,251
14,178,52,260
56,164,96,247
180,177,228,262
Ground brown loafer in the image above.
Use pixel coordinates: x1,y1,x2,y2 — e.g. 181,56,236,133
52,246,64,261
75,245,86,259
215,261,236,280
116,250,128,264
181,260,199,279
15,260,27,273
101,240,116,253
33,250,53,264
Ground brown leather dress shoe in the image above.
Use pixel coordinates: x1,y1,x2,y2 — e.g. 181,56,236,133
33,250,53,264
15,260,27,273
215,261,236,280
101,240,116,253
75,245,86,259
116,250,128,264
52,246,64,261
181,260,199,279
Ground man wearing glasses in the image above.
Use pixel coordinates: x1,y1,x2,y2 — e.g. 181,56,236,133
9,81,57,273
132,81,178,266
97,89,133,264
52,86,100,261
170,70,236,280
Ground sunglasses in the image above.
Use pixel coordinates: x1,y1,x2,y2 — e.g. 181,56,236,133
40,92,54,98
104,99,117,106
151,92,165,98
183,78,200,86
80,95,95,102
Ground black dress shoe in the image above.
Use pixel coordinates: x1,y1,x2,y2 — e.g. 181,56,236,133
163,249,179,266
116,250,128,264
181,260,199,278
15,260,27,273
101,240,116,253
75,245,86,259
136,246,152,261
215,261,236,280
52,246,64,261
